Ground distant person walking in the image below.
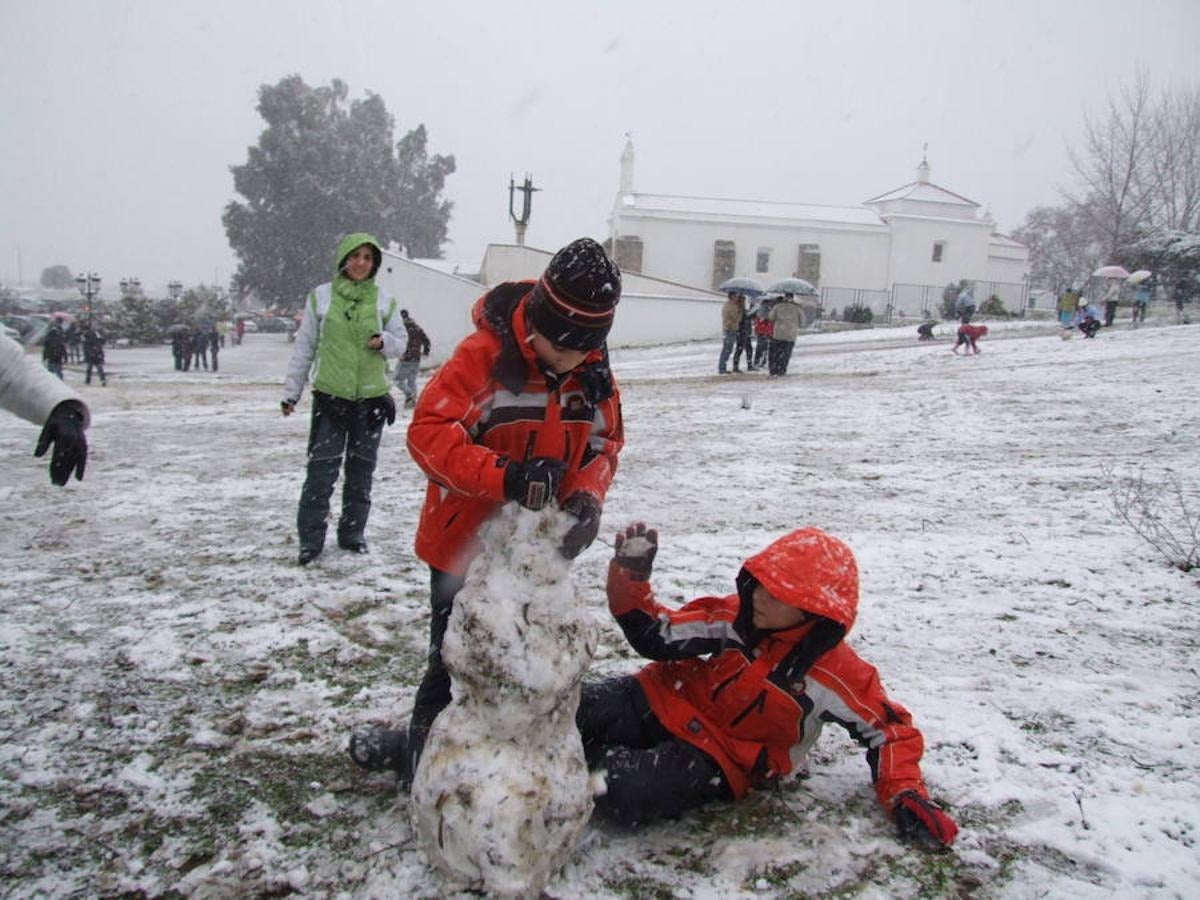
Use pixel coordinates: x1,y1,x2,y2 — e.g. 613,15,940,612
42,321,68,379
171,328,189,371
767,294,803,376
717,292,745,374
1058,287,1079,326
732,301,755,372
394,309,431,408
1102,280,1121,327
65,321,82,363
82,323,107,386
281,232,407,566
1174,282,1188,324
955,284,976,324
753,301,772,369
208,327,221,371
191,329,209,371
1131,283,1151,326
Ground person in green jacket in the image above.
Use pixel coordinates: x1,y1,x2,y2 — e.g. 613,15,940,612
282,233,408,565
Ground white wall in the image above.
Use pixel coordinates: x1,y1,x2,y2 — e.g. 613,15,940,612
376,245,726,362
621,212,893,291
885,216,993,286
375,252,483,366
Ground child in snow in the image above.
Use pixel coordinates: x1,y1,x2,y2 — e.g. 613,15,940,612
1073,299,1102,339
952,323,988,354
349,237,625,781
577,523,959,848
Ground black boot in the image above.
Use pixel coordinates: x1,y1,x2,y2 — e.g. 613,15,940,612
349,727,410,780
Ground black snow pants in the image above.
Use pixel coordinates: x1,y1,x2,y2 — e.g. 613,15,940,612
576,675,734,827
407,567,467,777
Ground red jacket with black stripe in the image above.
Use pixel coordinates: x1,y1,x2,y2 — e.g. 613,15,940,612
606,530,931,810
408,282,624,575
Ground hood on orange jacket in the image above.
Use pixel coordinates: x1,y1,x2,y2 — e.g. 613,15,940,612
738,527,859,633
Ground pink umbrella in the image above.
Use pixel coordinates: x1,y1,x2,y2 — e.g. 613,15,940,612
49,311,75,323
1093,264,1130,279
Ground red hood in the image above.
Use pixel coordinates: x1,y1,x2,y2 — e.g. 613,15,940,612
741,528,858,631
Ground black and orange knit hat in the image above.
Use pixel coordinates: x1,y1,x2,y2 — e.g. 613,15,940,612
527,238,621,351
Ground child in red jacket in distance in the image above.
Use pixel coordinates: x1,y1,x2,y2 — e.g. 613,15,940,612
579,523,958,848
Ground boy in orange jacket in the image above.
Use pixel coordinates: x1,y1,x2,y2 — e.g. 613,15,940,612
350,238,625,781
579,523,958,848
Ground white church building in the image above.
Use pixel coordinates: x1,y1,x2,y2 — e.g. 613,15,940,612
606,139,1030,317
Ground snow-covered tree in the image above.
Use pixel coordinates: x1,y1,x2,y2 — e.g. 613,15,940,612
40,264,74,289
223,76,456,311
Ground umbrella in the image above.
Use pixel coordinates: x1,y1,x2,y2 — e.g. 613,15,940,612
717,276,764,297
49,311,75,323
769,277,819,296
1126,269,1153,285
1092,265,1130,279
165,323,191,336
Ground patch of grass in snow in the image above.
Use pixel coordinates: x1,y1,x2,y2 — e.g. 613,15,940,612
823,850,981,898
600,867,678,899
742,857,809,892
185,750,364,854
270,633,426,706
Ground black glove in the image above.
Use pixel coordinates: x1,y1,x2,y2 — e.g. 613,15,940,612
612,522,658,581
34,401,88,486
503,457,566,511
367,393,396,428
560,492,602,559
893,790,958,848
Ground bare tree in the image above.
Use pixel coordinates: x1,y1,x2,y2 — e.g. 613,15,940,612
1011,202,1104,292
1066,71,1157,261
1144,85,1200,234
1019,76,1200,290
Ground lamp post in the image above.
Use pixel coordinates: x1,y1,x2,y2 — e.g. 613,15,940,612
167,280,183,301
119,277,142,298
75,272,101,320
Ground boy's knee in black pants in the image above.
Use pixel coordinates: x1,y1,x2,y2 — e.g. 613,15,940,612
577,676,733,827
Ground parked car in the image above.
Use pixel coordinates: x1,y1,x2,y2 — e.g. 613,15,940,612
258,317,293,333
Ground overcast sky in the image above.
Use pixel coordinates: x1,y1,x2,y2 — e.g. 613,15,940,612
2,0,1198,295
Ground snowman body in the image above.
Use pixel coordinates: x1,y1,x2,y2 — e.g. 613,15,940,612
411,505,597,898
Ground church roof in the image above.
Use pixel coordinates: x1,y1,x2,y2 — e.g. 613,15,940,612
619,192,884,228
864,180,979,207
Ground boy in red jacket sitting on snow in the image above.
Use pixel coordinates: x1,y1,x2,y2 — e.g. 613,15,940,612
578,523,958,848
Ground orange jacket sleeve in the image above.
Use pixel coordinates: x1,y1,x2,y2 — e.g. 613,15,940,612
406,331,509,502
807,644,929,812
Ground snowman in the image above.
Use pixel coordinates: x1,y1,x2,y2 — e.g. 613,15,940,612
410,503,598,898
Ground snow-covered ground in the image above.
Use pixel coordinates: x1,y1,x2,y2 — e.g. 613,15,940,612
1,320,1197,898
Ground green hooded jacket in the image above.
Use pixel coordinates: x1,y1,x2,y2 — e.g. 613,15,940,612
310,233,394,400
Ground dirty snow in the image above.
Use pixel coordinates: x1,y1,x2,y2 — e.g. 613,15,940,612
1,319,1198,898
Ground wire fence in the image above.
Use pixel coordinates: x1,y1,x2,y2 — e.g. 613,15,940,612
817,281,1031,323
